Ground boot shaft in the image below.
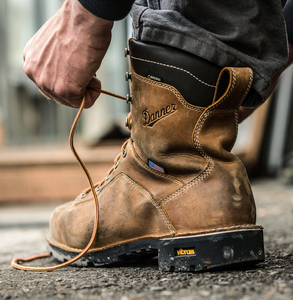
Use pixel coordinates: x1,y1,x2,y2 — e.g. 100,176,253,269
128,39,253,183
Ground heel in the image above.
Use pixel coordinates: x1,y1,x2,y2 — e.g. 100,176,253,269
158,229,264,272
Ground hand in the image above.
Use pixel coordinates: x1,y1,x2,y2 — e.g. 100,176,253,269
23,0,113,108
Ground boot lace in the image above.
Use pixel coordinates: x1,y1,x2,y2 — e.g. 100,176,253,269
11,88,127,271
81,140,128,197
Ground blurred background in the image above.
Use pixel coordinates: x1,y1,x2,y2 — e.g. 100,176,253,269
0,0,292,203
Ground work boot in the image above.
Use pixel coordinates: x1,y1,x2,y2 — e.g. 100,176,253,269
46,39,264,272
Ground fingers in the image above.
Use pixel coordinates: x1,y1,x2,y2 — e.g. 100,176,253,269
35,75,102,109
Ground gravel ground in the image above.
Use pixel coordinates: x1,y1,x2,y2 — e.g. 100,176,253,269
1,179,293,300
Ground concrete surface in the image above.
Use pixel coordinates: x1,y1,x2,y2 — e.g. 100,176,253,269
0,179,293,300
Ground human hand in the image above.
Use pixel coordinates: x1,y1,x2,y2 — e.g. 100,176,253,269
23,0,113,108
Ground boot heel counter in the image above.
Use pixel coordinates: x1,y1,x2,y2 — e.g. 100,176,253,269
161,160,256,234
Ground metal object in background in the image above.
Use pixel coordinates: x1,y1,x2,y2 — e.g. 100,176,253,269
266,66,293,174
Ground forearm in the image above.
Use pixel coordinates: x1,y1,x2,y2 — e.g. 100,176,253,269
23,0,114,108
78,0,135,20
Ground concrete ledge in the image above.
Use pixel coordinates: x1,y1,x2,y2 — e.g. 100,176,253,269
0,142,122,202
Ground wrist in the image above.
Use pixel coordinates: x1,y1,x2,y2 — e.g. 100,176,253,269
63,0,114,43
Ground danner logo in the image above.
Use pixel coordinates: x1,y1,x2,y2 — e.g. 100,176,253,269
176,248,195,256
142,104,177,127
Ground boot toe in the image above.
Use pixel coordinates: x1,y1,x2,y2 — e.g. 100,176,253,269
47,198,95,251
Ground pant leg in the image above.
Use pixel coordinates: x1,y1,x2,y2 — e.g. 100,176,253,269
131,0,288,107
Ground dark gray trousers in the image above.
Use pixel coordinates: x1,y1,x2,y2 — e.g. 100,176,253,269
131,0,289,106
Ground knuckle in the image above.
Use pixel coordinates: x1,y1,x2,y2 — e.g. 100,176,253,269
36,75,47,91
23,63,31,77
54,82,82,102
53,83,71,99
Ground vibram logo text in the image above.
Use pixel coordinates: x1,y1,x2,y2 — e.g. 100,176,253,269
142,104,176,127
176,248,195,256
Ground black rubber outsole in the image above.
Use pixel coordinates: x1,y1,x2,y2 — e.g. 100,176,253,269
48,229,265,272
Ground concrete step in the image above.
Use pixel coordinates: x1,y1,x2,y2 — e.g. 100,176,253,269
0,141,123,202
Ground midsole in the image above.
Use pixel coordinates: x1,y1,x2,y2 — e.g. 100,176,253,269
46,225,263,254
47,228,265,271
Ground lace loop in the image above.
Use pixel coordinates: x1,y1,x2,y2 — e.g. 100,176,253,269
11,88,127,271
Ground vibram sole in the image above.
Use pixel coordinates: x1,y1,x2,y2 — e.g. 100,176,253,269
47,228,264,272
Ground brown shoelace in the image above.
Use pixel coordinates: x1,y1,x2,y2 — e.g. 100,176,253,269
11,89,126,271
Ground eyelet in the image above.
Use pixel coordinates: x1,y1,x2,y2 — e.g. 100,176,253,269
106,174,111,181
122,147,127,158
80,192,88,199
125,72,132,82
126,94,133,104
114,159,120,169
95,186,100,192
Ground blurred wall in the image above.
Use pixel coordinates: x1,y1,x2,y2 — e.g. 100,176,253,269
0,0,129,147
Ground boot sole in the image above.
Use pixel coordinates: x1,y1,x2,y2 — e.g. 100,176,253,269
47,228,264,272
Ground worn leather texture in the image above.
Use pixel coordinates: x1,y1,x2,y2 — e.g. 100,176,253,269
46,40,257,252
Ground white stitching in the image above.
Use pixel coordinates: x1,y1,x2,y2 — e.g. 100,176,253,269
134,73,204,112
131,56,216,88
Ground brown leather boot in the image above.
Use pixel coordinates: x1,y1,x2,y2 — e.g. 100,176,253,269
46,39,264,271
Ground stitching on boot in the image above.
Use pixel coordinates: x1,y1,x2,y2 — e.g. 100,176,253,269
175,224,264,237
231,68,253,151
161,68,253,206
47,233,173,253
123,175,175,233
160,110,215,206
212,109,237,113
72,173,174,233
102,173,175,233
134,73,204,112
129,142,183,185
73,198,94,208
131,56,216,89
235,68,254,109
160,68,238,205
212,68,237,110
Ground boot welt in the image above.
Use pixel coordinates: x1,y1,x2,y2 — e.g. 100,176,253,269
47,228,264,272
